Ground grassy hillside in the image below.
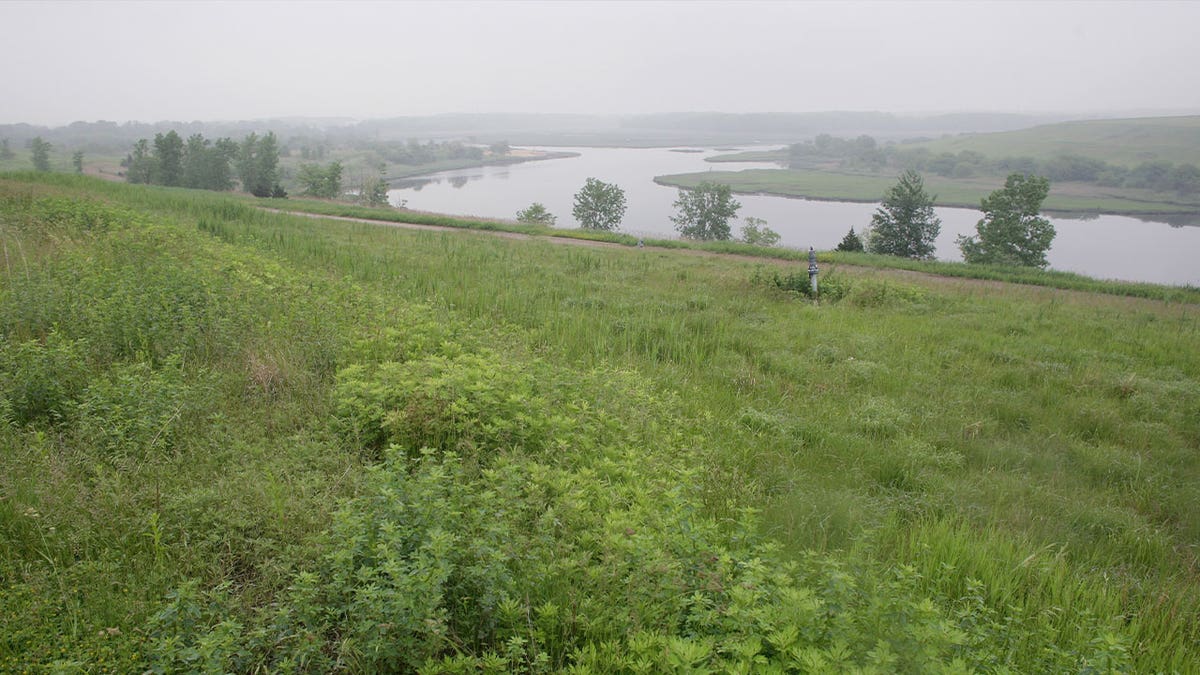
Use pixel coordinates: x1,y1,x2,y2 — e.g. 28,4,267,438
2,174,1198,671
905,115,1200,167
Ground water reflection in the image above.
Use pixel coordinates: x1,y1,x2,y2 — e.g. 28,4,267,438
1048,210,1200,227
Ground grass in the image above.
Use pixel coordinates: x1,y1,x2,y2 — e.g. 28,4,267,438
905,115,1200,167
655,168,1200,217
1,173,1198,671
263,191,1200,304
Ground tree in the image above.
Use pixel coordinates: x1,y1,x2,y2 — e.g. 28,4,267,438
958,173,1055,268
0,139,14,160
671,182,741,241
72,150,84,174
836,227,865,252
489,141,511,157
867,170,940,259
297,161,343,199
360,165,390,207
516,203,556,226
153,130,184,186
30,137,52,172
572,178,626,230
125,139,155,184
238,132,282,197
739,216,779,246
208,138,239,191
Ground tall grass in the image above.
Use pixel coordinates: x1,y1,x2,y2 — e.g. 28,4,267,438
2,174,1197,670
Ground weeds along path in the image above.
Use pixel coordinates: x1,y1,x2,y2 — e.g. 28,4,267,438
264,207,1197,315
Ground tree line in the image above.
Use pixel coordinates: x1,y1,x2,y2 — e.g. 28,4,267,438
513,178,779,246
123,130,285,197
790,134,1200,197
837,169,1056,268
523,169,1056,270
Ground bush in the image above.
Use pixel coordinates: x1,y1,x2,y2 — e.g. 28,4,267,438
0,332,90,425
751,265,851,302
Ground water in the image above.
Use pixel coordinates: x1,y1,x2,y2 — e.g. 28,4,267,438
388,147,1200,286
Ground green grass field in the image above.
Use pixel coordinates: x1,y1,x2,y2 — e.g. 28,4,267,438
655,168,1200,217
906,115,1200,167
2,174,1198,672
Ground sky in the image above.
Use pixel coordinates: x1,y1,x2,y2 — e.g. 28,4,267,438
4,0,1199,126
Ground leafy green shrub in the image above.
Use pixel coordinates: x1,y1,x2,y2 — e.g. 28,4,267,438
751,265,851,302
0,331,89,424
258,450,995,673
70,359,195,458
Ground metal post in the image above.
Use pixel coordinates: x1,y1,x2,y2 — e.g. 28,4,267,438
808,246,819,298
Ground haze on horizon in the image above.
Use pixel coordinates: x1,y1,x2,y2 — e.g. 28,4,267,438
4,0,1199,127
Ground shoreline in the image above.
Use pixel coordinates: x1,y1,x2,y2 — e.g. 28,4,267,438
652,175,1200,225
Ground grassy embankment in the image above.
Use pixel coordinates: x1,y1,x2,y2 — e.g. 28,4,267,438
660,116,1200,218
265,196,1200,303
2,173,1199,672
907,115,1200,167
655,168,1200,217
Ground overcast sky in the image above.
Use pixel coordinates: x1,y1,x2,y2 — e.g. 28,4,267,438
4,0,1198,125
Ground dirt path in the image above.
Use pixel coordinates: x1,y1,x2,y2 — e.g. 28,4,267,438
262,208,1197,314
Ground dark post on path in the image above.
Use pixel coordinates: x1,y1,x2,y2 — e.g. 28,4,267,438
808,246,818,298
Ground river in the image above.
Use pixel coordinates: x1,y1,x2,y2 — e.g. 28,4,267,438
387,147,1200,287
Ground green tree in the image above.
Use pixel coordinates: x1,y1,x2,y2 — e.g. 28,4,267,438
836,227,865,252
152,130,184,186
72,150,84,174
739,216,779,246
30,137,52,172
208,138,239,191
359,165,390,207
572,178,626,230
0,138,14,160
238,132,283,197
125,139,155,184
182,134,210,188
489,141,511,157
516,202,556,226
297,161,343,199
867,170,940,259
958,173,1055,268
671,182,741,241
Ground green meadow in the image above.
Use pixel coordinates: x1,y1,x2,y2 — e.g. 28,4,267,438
1,174,1198,672
906,116,1200,168
655,169,1200,217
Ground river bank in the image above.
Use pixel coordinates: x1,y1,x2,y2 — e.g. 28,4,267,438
654,168,1200,222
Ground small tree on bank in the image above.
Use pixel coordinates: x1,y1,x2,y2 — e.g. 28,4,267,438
671,182,741,241
517,203,556,226
836,227,865,252
360,165,391,207
868,170,940,259
30,137,52,172
572,178,626,230
958,173,1055,268
72,151,84,174
297,161,343,199
739,216,780,246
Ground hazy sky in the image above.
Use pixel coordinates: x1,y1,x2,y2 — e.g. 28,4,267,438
4,0,1199,125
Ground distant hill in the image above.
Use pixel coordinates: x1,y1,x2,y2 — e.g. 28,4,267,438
902,116,1200,166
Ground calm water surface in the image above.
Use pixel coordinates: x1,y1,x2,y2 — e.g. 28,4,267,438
387,147,1200,286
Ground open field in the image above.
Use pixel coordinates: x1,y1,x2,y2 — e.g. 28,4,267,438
906,116,1200,167
655,168,1200,218
2,174,1198,671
